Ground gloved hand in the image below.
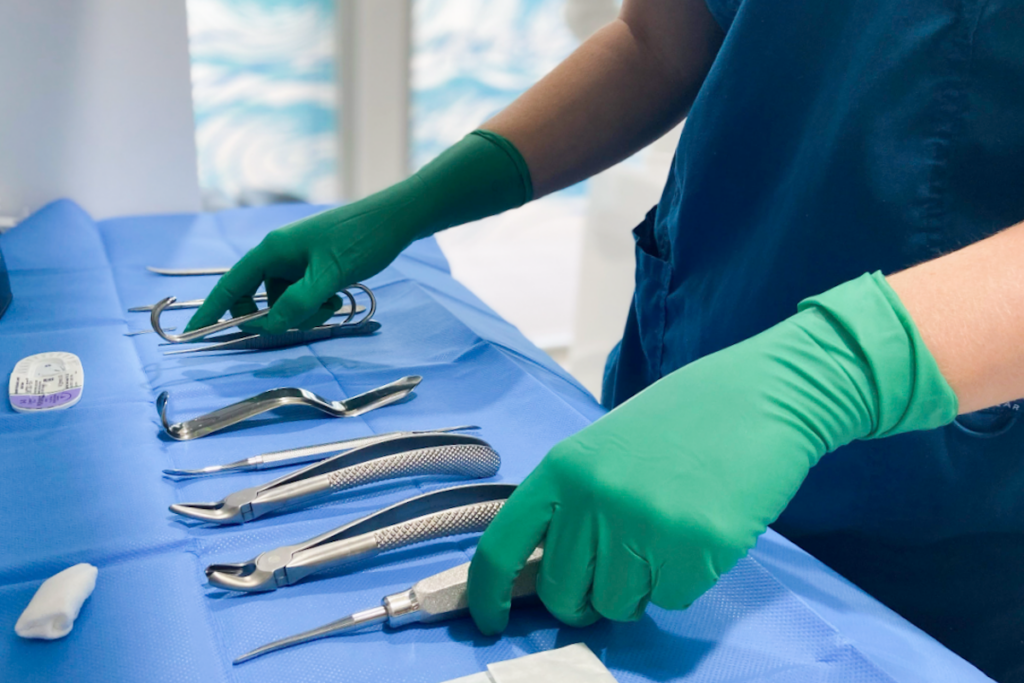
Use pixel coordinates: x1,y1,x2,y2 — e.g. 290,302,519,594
184,130,532,334
468,272,958,633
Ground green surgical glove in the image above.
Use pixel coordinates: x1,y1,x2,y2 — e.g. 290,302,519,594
184,130,532,334
467,272,958,633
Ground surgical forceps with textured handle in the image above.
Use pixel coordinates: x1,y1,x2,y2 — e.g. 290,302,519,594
169,433,502,525
157,375,421,440
205,483,516,591
234,547,543,664
150,283,377,354
162,425,478,479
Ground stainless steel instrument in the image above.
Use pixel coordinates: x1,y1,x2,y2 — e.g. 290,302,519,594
162,425,479,479
233,547,543,664
169,433,501,525
124,327,175,337
157,375,421,441
206,483,516,591
129,293,363,316
147,266,230,276
149,283,376,354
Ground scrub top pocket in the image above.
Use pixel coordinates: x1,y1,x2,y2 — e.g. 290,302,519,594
631,207,672,380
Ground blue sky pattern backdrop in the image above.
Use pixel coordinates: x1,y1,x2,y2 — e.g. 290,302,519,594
410,0,579,170
186,0,581,205
186,0,338,205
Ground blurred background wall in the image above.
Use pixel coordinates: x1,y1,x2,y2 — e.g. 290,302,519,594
0,0,201,222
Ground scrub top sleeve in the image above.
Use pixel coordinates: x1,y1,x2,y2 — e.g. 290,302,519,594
703,0,742,32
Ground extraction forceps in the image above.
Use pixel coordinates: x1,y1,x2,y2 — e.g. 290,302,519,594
150,283,377,354
206,483,516,591
169,433,501,525
162,425,479,479
157,375,421,441
234,547,543,664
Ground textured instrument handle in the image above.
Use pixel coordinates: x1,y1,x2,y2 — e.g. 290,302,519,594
374,500,505,552
327,445,501,492
409,547,544,621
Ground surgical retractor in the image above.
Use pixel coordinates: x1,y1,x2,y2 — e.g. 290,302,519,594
234,547,544,664
129,293,362,314
149,283,378,354
162,425,479,479
169,433,502,525
206,483,516,591
157,375,421,440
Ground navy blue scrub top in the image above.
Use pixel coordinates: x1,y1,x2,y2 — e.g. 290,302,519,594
602,1,1024,680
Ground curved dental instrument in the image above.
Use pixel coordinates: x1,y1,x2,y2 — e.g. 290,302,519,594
233,547,543,664
125,327,175,337
147,266,230,276
150,283,376,344
206,483,516,591
157,375,421,441
161,425,479,479
169,433,501,525
129,293,363,315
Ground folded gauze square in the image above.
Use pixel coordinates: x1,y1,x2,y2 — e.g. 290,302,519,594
15,563,98,640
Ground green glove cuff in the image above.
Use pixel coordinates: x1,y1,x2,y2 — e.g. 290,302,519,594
798,271,959,439
407,129,533,239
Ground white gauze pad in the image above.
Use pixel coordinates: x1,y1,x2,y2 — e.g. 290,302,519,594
15,563,98,640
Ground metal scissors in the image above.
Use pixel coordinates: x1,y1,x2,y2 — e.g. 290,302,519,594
150,283,378,354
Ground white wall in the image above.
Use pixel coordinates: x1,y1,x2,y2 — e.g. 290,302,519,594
0,0,201,220
336,0,411,200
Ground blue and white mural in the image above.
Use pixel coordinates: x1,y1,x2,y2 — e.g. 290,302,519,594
186,0,338,206
186,0,581,206
410,0,580,170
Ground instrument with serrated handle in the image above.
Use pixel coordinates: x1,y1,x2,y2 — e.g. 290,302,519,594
205,483,516,591
162,425,478,479
169,433,501,525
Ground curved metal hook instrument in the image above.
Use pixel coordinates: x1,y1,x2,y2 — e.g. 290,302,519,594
150,283,376,344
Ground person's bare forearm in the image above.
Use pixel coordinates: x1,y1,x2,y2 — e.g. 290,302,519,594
888,221,1024,413
484,0,723,197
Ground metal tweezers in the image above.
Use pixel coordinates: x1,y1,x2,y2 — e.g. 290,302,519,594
157,375,422,440
150,283,378,354
162,425,478,479
169,433,502,525
205,483,516,591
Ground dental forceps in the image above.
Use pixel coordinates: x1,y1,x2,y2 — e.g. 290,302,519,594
205,483,516,591
234,547,543,664
169,433,501,525
162,425,479,479
150,283,377,354
157,375,421,440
